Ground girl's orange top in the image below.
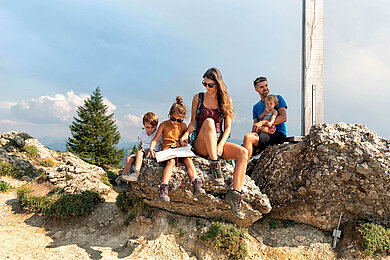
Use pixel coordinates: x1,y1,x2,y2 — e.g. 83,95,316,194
161,120,187,150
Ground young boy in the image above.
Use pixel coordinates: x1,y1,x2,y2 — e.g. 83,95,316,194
115,112,162,192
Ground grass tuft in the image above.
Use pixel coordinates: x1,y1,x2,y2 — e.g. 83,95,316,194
0,161,16,176
201,221,248,259
17,185,101,219
115,192,148,226
0,181,12,192
23,145,38,158
106,170,120,186
39,158,55,167
358,222,390,256
100,173,111,187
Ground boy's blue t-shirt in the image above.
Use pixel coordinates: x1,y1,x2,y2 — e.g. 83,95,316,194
252,94,287,136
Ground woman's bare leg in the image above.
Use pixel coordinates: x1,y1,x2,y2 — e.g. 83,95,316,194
194,118,218,160
222,142,248,191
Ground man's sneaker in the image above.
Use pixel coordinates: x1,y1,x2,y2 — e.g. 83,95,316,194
210,160,225,186
225,190,245,219
158,183,170,202
192,178,206,197
114,180,130,193
121,169,141,182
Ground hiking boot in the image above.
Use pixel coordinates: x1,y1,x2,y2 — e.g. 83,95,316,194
192,178,206,197
114,180,130,193
210,160,225,186
121,169,141,182
225,190,245,219
158,183,170,202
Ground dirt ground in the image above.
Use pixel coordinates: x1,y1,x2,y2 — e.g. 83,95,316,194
0,176,374,260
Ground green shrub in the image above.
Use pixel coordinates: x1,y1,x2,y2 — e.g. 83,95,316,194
23,145,38,158
0,161,15,176
358,222,390,256
0,181,11,192
39,158,55,167
201,221,248,259
0,160,24,178
22,165,38,178
115,193,148,226
106,170,120,186
17,186,101,219
100,173,111,187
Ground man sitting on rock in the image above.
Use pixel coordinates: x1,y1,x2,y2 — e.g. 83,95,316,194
243,76,287,161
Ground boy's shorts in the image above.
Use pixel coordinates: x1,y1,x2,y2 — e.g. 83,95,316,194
128,148,152,159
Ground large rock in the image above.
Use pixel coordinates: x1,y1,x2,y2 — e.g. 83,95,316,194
0,131,110,195
126,157,272,227
247,123,390,230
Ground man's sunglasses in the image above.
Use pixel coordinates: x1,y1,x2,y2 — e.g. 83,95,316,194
202,81,216,88
170,117,184,123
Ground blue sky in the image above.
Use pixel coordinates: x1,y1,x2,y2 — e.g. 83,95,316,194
1,0,389,143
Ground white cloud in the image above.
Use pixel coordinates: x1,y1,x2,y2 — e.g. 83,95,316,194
0,119,20,125
123,113,142,126
103,97,117,115
8,91,117,124
0,101,17,110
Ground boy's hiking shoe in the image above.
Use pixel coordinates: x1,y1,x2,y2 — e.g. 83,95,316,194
158,183,170,202
210,160,225,186
192,178,206,197
114,180,130,193
121,169,140,182
225,190,245,219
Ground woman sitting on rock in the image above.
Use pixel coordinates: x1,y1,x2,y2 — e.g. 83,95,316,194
180,67,249,219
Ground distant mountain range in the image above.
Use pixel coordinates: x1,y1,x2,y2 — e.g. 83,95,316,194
38,137,242,166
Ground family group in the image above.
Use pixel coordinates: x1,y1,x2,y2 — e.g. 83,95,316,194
116,68,287,220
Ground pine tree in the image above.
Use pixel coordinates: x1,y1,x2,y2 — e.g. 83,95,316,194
66,87,124,168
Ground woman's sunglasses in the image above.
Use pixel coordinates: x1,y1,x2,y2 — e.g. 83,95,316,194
170,117,184,123
202,81,216,88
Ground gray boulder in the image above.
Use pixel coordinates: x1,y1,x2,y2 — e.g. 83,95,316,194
247,123,390,230
0,131,110,195
126,157,272,227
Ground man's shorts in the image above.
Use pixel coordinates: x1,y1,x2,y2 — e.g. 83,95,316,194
252,131,286,156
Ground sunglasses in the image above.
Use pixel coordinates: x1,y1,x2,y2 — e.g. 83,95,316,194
202,81,216,88
170,116,184,123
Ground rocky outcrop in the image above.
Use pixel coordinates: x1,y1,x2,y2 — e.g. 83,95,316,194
126,157,272,227
0,131,110,195
248,123,390,230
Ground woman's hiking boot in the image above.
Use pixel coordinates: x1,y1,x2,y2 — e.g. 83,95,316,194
225,190,245,219
121,169,140,182
210,160,225,186
158,183,170,202
192,178,206,197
